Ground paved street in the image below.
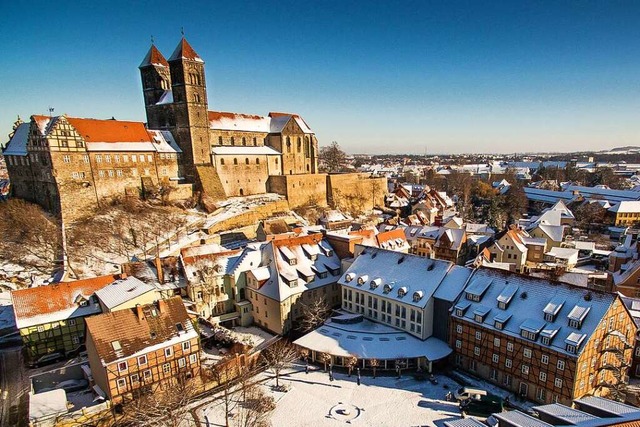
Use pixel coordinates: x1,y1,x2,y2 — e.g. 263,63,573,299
0,347,29,427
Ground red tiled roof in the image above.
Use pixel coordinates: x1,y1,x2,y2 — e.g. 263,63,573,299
139,45,169,68
12,274,119,321
168,37,202,62
66,117,152,143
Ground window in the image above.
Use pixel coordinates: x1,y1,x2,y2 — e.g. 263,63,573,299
117,378,126,389
72,335,80,344
131,373,139,383
96,154,102,163
147,155,153,162
569,319,581,329
189,353,198,364
63,155,70,163
143,370,152,380
182,341,191,351
541,355,549,365
491,369,498,380
118,361,128,372
165,347,173,358
539,372,547,382
108,170,114,177
115,155,120,162
557,360,565,371
475,331,481,340
492,353,499,363
522,365,529,375
555,378,562,388
536,387,546,402
504,375,512,387
470,360,477,371
132,155,137,163
494,337,500,347
139,154,145,163
138,355,148,365
542,336,551,345
163,363,171,374
507,342,514,352
455,339,461,349
566,344,577,354
105,155,111,163
37,325,45,333
523,348,532,358
117,169,123,177
178,357,186,368
68,319,76,326
98,170,105,178
474,346,480,356
505,359,512,368
456,325,463,334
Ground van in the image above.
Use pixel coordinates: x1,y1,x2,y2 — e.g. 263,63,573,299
454,387,488,401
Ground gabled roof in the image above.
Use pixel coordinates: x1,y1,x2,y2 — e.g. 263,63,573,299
168,37,203,62
86,296,195,365
12,274,120,329
2,122,29,156
66,117,151,143
139,44,169,68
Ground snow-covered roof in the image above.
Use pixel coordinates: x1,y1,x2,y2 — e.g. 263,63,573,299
451,268,619,357
444,419,486,427
433,265,473,302
493,411,553,427
94,276,157,310
339,248,453,309
609,200,640,213
12,275,119,329
546,247,579,260
575,396,640,416
207,111,314,134
293,314,451,361
250,235,342,302
29,389,68,422
2,122,29,156
534,223,565,243
211,146,281,156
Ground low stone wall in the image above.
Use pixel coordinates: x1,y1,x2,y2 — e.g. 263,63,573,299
327,173,387,214
204,200,291,234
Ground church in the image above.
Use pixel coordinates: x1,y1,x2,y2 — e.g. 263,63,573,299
3,38,383,221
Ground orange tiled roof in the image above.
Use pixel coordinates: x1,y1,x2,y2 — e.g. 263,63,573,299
12,274,119,322
376,228,406,245
66,117,152,143
507,229,523,245
272,233,323,248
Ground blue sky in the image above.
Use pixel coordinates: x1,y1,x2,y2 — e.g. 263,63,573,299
1,1,639,154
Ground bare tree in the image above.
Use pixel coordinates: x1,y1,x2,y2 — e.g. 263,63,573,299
207,357,248,427
345,355,358,377
232,383,275,427
299,297,331,332
114,375,199,427
0,199,62,275
318,352,331,372
370,358,379,379
319,141,347,173
261,340,298,388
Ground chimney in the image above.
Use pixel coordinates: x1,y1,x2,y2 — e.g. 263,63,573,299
154,257,164,283
158,299,167,314
136,304,144,321
119,272,128,279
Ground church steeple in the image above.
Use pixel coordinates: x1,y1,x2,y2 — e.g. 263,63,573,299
139,44,169,68
168,37,203,63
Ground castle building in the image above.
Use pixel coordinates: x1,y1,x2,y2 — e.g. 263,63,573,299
2,37,333,220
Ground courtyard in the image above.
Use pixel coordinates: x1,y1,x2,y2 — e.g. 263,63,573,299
197,362,464,427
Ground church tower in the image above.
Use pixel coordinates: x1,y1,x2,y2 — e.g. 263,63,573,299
139,44,173,129
168,37,211,180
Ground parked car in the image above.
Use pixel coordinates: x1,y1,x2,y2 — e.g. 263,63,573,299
28,352,64,368
39,379,89,394
460,395,504,418
454,387,488,401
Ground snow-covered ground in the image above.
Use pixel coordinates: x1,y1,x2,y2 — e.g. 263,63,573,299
197,363,464,427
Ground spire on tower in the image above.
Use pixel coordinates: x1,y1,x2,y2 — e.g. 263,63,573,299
168,37,203,62
139,44,169,68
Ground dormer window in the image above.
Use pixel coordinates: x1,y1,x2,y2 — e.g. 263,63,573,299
454,301,471,317
370,278,382,290
412,291,423,302
383,283,394,294
357,275,369,286
496,283,518,310
397,287,407,298
279,246,297,266
569,319,581,329
544,313,555,322
345,273,354,283
79,300,89,307
495,321,504,330
567,304,590,330
566,344,577,354
466,292,480,302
